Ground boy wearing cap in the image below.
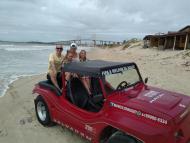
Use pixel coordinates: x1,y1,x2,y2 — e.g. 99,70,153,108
69,43,78,61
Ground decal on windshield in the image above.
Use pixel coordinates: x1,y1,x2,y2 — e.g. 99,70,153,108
102,65,135,76
110,102,168,125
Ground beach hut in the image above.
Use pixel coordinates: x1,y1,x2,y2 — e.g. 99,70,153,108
143,25,190,50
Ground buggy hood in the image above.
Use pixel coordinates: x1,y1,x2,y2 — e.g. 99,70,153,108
108,84,190,125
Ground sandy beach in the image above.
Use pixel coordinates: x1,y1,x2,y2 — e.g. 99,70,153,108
0,44,190,143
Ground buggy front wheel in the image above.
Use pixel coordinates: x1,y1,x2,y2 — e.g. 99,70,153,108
106,131,139,143
34,95,54,126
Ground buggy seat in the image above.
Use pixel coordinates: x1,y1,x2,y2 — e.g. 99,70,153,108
66,78,89,108
38,80,62,96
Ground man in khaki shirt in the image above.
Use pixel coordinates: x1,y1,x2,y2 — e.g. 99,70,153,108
47,45,64,91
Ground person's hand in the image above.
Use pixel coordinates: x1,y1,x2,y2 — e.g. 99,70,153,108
59,88,62,93
57,87,62,93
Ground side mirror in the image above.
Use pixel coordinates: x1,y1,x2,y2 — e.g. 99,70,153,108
144,77,148,84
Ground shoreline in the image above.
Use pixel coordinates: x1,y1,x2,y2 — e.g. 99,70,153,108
0,73,46,98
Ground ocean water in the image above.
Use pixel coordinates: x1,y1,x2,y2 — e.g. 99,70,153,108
0,43,92,97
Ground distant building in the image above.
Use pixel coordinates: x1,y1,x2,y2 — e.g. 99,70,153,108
143,26,190,50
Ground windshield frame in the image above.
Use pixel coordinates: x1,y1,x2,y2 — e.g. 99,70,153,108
100,63,143,96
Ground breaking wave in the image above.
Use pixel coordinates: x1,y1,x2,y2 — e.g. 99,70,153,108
0,45,54,51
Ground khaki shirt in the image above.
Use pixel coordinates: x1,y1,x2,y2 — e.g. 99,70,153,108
48,52,64,74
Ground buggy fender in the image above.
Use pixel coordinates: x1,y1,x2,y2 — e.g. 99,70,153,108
33,84,57,121
103,111,172,143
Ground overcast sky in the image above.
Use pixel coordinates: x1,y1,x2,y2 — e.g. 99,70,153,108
0,0,190,42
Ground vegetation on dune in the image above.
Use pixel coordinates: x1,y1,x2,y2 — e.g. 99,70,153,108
122,38,143,50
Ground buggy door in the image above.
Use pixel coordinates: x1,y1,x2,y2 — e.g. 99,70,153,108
58,77,105,141
60,100,103,142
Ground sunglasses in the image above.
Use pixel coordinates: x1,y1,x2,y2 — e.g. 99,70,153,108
56,48,63,50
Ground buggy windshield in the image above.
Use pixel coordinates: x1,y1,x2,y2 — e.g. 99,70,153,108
102,65,141,94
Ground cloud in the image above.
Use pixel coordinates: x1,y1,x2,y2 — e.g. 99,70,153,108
0,0,190,41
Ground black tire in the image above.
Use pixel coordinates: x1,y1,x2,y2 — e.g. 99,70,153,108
34,95,54,126
106,131,138,143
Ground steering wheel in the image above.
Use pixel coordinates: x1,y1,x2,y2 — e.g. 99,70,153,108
116,81,128,90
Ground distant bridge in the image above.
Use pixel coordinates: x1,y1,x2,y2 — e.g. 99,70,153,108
55,39,122,47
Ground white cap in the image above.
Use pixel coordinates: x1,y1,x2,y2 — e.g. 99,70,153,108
70,43,77,49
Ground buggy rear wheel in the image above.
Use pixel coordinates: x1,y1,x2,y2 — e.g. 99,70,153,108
35,95,54,126
106,131,139,143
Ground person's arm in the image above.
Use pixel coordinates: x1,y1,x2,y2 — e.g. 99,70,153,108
49,55,61,91
50,61,57,75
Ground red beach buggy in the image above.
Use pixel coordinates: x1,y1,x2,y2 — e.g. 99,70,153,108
33,60,190,143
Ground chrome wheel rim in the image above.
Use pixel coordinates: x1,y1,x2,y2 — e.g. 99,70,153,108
37,101,47,121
